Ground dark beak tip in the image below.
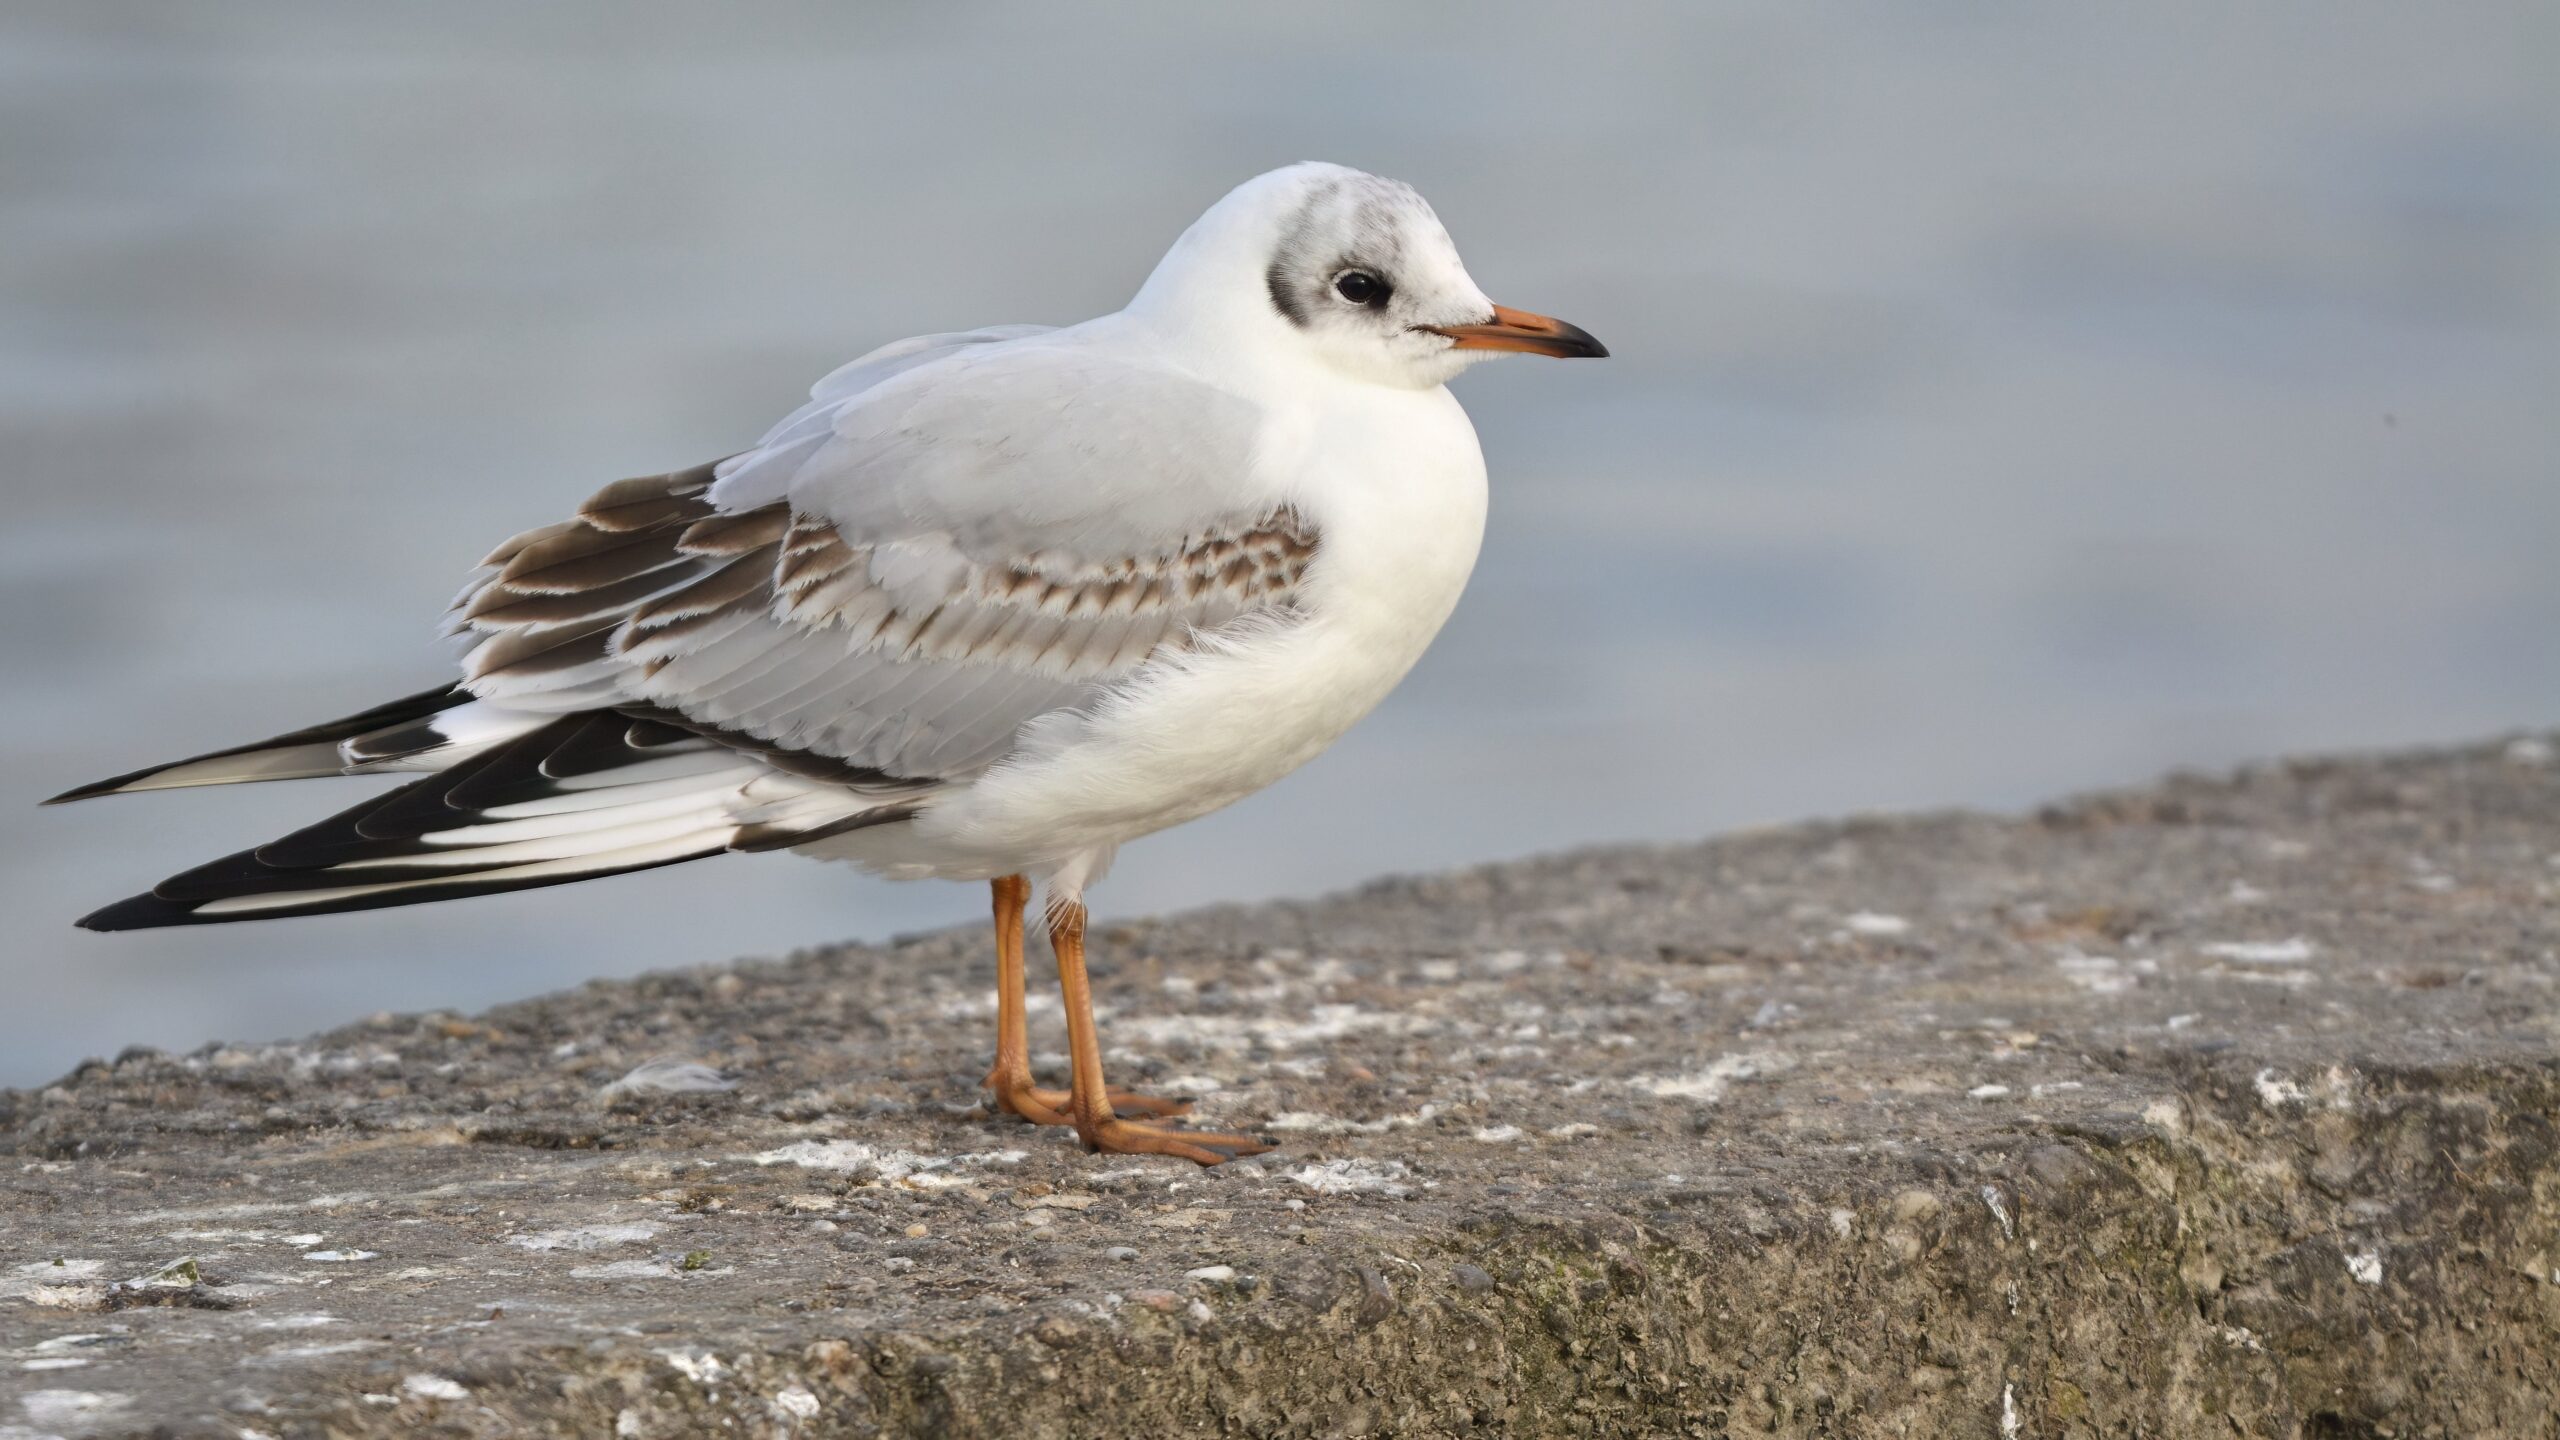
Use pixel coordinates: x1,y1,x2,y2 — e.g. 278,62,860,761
1522,317,1606,360
1550,317,1608,359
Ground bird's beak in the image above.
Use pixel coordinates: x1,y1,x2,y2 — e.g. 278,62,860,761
1426,304,1609,358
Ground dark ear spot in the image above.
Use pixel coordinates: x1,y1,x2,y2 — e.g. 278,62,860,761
1266,262,1309,327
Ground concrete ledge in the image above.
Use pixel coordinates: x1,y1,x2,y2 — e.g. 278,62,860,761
5,738,2557,1438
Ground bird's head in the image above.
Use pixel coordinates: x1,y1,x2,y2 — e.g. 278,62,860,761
1130,162,1606,389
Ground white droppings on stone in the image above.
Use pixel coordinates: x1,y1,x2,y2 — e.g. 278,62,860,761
1471,1125,1524,1143
299,1250,377,1263
2219,1324,2265,1352
600,1057,737,1098
933,992,1001,1021
1746,999,1799,1029
2254,1069,2307,1109
572,1260,678,1280
2199,937,2315,965
1285,1159,1415,1198
31,1333,124,1354
657,1347,726,1385
1184,1265,1236,1282
1845,912,1911,937
508,1222,658,1252
1118,1004,1435,1051
2000,1381,2022,1438
2141,1099,2185,1134
4,1258,106,1303
746,1139,1017,1185
2054,951,2134,994
749,1140,939,1177
772,1385,821,1420
20,1389,132,1429
1968,1084,2012,1100
22,1284,106,1309
1303,956,1358,986
1634,1050,1793,1103
401,1374,469,1402
250,1314,341,1330
617,1407,645,1436
1263,1111,1356,1134
2210,966,2315,988
264,1340,379,1360
2164,1013,2200,1031
1828,1208,1856,1238
2344,1250,2383,1286
1265,1105,1436,1136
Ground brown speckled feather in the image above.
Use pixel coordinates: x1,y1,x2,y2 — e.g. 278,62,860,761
450,467,1319,781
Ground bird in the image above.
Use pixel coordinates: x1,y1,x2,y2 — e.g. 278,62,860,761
48,162,1606,1165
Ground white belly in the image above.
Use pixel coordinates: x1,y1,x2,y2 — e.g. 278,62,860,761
812,385,1490,892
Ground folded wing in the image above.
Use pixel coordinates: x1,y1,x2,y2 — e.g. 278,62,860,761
454,330,1319,788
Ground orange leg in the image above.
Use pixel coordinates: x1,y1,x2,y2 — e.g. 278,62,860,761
983,876,1189,1125
1047,897,1274,1166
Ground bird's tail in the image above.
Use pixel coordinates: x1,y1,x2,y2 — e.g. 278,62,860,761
68,708,919,930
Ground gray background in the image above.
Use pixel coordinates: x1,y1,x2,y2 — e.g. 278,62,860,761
4,3,2553,1086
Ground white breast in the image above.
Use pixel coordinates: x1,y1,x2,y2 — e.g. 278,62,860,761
840,382,1489,890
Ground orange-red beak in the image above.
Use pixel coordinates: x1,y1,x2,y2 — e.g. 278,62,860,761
1426,303,1608,358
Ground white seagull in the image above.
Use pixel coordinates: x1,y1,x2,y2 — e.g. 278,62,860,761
51,162,1605,1164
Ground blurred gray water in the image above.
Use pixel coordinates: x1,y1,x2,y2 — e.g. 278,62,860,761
3,4,2554,1087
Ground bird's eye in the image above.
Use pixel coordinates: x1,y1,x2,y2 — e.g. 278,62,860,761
1333,271,1389,306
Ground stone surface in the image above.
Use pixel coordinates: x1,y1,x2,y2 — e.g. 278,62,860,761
4,738,2557,1439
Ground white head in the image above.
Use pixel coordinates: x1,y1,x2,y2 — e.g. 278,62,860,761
1127,162,1605,389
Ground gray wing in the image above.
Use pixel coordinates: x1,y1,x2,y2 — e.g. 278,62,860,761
449,334,1316,784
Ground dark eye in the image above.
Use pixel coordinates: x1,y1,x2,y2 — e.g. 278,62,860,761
1333,270,1390,306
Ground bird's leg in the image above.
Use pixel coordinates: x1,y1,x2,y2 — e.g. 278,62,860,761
1048,897,1273,1165
982,875,1067,1124
983,876,1189,1124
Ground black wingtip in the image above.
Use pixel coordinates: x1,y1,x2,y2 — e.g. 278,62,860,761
44,775,136,806
41,683,472,809
76,892,200,932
